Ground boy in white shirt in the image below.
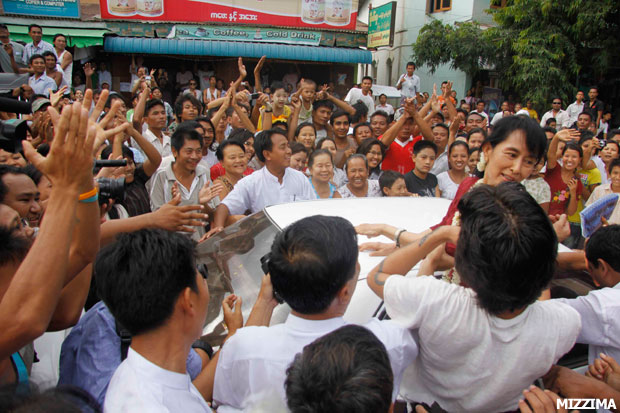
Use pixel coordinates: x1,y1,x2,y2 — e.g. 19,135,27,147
367,182,581,412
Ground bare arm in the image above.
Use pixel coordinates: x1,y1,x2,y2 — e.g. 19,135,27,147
47,264,92,331
407,99,434,142
379,110,408,147
253,55,266,93
127,125,162,177
132,87,149,131
60,50,72,71
367,226,458,299
288,97,302,142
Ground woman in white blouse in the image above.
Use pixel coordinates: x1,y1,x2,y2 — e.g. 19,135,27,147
338,154,382,198
436,141,469,200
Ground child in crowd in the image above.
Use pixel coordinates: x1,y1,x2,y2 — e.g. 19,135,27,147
297,79,317,125
404,140,438,197
379,170,410,197
257,81,290,131
522,155,551,213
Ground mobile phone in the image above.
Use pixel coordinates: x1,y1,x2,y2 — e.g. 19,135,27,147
250,93,259,100
145,76,151,81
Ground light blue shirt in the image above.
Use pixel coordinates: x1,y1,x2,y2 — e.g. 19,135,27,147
29,73,57,97
22,40,54,65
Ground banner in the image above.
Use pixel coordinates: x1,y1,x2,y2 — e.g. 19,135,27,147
2,0,79,17
170,25,322,46
367,2,395,48
100,0,359,31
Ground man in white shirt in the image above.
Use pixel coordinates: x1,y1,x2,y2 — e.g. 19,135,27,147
101,229,213,412
490,100,510,126
396,62,420,103
22,24,54,67
540,97,570,128
367,182,581,412
26,55,56,97
209,129,316,236
555,225,620,366
472,100,489,120
136,99,172,159
345,76,374,115
566,90,585,128
375,93,394,117
213,215,418,412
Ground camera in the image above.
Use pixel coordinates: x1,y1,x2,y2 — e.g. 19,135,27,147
97,177,126,206
0,119,29,153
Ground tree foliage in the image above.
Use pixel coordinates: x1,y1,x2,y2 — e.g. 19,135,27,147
411,0,620,107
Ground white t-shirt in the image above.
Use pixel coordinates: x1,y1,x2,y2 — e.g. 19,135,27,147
384,275,581,412
376,103,394,116
345,88,375,114
397,73,420,99
436,171,459,200
104,348,210,413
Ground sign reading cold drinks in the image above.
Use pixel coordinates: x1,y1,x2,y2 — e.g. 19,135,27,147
100,0,359,31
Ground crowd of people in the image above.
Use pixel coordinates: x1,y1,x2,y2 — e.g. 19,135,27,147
2,22,620,412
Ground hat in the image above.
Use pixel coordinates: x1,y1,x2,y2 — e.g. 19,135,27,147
31,98,51,113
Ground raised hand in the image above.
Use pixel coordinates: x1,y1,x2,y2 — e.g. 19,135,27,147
151,193,208,233
222,294,243,334
199,181,224,204
254,55,266,75
238,57,247,79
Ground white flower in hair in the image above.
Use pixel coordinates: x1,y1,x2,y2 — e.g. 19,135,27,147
476,151,486,172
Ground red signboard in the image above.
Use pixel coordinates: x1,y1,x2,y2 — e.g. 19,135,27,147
100,0,359,31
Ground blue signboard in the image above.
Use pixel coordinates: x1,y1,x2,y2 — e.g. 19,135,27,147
2,0,80,18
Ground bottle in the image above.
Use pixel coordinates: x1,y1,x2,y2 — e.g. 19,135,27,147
301,0,325,24
137,0,163,17
325,0,351,26
108,0,137,16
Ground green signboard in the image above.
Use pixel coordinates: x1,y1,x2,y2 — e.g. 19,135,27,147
170,25,322,47
368,2,396,48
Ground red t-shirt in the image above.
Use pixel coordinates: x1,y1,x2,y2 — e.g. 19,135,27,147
210,163,254,181
543,164,583,216
380,135,422,174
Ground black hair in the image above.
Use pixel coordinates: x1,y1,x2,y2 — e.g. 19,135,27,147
379,93,387,99
270,81,286,93
41,51,57,62
104,92,127,110
466,112,484,123
228,128,254,146
215,140,245,161
0,384,101,413
0,24,7,31
578,111,592,121
356,138,386,159
477,100,486,105
52,33,66,43
370,110,389,122
272,120,289,131
312,99,334,112
406,61,415,68
0,165,22,203
432,122,449,134
224,107,235,117
545,118,557,127
290,141,308,156
586,225,620,274
351,102,368,124
466,127,487,141
353,122,372,138
145,99,165,116
100,144,134,163
413,140,438,156
562,142,583,158
344,154,368,172
294,122,316,138
285,325,393,413
254,129,287,163
330,110,351,125
361,76,373,83
379,170,405,195
28,54,44,65
578,130,595,146
28,24,43,32
608,130,620,141
469,146,481,156
20,164,43,186
171,127,203,152
455,182,557,316
95,229,199,336
174,94,202,119
474,115,547,178
269,216,358,314
316,137,336,150
542,126,557,135
456,108,468,118
448,140,469,156
308,149,333,168
608,158,620,174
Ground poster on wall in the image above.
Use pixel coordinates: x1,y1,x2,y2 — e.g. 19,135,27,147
2,0,79,17
100,0,359,31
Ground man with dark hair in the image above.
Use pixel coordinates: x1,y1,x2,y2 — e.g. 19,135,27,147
99,229,219,411
0,165,42,228
585,86,604,128
26,54,56,97
555,225,620,366
345,76,374,114
367,182,581,412
136,98,171,159
213,215,417,411
396,62,420,103
577,111,593,131
209,129,315,236
376,93,394,117
150,127,221,240
285,325,394,413
22,24,53,67
312,99,334,140
429,123,450,175
41,50,64,88
404,140,437,197
465,111,485,132
370,110,390,139
0,24,24,73
540,97,569,129
330,110,356,169
566,90,585,127
170,94,201,134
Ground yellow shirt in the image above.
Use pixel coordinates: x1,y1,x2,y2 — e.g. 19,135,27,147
568,167,602,223
257,105,291,131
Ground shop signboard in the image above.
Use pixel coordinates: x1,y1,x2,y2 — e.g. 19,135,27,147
100,0,359,31
170,25,322,46
2,0,79,17
367,1,396,48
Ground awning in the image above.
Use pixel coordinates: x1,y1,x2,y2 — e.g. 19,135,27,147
7,25,109,48
104,37,372,64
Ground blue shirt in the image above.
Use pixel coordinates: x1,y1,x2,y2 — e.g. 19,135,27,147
58,301,203,406
29,73,56,97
